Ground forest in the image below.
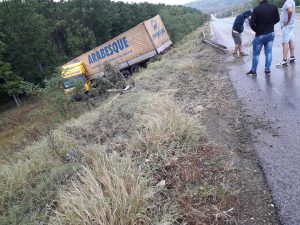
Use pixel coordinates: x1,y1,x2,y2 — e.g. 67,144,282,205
0,0,208,106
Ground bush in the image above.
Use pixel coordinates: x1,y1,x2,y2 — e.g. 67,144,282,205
42,68,74,118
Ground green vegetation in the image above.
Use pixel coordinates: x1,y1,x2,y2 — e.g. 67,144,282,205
42,68,74,119
0,0,208,105
0,27,239,224
0,37,23,107
186,0,251,15
250,0,300,7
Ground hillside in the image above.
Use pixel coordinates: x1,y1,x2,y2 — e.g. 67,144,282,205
185,0,251,14
0,26,278,224
0,0,207,106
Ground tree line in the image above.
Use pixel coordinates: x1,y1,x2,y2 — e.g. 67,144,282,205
0,0,208,107
252,0,300,7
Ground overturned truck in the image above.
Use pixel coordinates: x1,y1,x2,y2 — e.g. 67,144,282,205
62,15,172,93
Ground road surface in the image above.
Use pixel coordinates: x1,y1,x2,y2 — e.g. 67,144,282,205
211,16,300,225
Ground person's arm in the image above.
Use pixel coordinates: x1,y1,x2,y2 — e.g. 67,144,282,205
284,7,293,26
250,10,256,31
274,7,280,24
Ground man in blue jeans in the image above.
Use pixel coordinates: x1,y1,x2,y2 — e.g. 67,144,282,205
247,0,280,75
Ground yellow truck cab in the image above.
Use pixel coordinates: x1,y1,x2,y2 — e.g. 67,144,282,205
61,62,91,95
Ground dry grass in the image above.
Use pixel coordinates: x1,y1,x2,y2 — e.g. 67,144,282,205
0,98,81,164
131,94,205,156
0,26,240,224
50,153,148,225
0,131,80,224
0,93,105,166
0,100,53,162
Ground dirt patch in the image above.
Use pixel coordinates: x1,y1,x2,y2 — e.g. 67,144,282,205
159,145,238,224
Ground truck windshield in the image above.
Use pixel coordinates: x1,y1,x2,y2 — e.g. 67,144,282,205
63,75,86,89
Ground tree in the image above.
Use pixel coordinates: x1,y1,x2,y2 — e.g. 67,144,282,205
0,38,24,107
66,20,96,58
42,68,73,119
0,0,60,83
0,0,209,106
0,62,23,108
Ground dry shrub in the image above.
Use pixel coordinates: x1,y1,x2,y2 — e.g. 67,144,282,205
50,153,149,225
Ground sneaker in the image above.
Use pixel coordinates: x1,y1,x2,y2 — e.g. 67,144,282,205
289,57,296,63
276,59,288,67
265,70,271,75
246,70,257,76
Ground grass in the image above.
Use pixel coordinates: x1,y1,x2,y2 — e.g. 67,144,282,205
50,153,147,225
0,133,79,224
0,99,62,163
0,97,96,164
0,100,51,162
0,26,240,224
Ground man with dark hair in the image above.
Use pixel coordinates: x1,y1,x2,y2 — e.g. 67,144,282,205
276,0,296,67
232,10,252,56
247,0,280,75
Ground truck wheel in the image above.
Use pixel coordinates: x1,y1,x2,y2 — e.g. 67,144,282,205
130,65,140,74
122,70,131,77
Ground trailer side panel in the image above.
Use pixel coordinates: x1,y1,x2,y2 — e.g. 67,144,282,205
64,22,156,78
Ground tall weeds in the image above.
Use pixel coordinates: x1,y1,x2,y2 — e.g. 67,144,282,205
50,153,148,225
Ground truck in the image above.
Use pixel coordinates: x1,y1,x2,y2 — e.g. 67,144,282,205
61,14,172,94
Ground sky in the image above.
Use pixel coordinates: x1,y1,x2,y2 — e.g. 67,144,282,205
111,0,194,6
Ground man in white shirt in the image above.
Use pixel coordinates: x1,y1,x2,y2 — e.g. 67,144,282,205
277,0,296,67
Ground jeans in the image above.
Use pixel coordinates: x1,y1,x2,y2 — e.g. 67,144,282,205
251,32,275,72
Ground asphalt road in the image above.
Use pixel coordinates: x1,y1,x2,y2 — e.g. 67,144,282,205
211,16,300,225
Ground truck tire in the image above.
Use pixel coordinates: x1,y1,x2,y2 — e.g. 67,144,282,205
130,65,140,74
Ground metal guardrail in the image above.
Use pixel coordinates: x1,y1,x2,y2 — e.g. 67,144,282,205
200,32,227,53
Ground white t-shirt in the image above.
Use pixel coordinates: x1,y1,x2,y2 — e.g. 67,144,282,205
280,0,296,27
